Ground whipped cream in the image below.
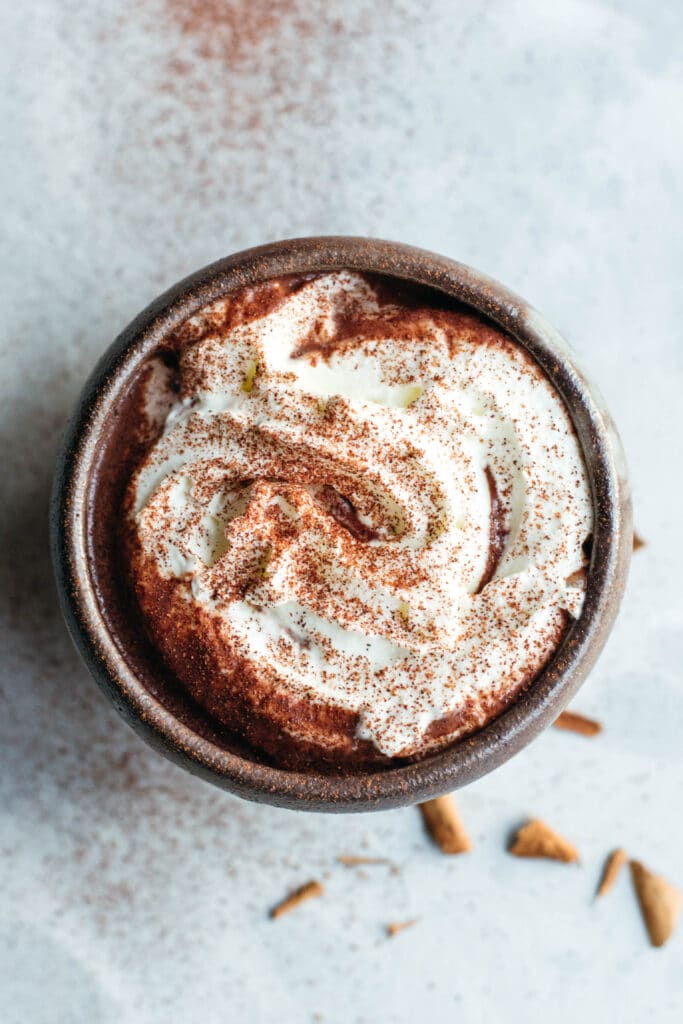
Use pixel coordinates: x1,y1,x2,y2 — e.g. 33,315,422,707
127,272,592,757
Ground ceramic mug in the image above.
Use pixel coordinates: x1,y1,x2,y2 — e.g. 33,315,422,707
50,237,631,811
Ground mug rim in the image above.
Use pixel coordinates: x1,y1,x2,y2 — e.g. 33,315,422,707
50,235,632,811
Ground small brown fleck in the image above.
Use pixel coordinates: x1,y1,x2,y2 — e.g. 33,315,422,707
337,855,392,867
385,919,417,938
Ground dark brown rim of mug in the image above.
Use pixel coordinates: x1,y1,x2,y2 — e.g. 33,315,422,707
50,236,632,812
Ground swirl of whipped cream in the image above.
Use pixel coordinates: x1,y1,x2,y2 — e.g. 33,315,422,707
126,272,592,759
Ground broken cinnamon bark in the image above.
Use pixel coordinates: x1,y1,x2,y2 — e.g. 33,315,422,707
269,880,324,919
630,860,681,947
553,710,602,737
509,819,579,863
596,848,627,897
419,796,471,854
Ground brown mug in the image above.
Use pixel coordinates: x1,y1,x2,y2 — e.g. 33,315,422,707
50,237,632,811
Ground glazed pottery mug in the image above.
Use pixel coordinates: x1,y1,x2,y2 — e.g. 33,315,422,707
50,237,631,811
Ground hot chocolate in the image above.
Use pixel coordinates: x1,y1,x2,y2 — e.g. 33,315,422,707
115,270,592,768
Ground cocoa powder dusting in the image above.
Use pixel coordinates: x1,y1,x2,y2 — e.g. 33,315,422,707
166,0,312,68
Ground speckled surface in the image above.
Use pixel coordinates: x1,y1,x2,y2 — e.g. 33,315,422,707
2,2,682,1022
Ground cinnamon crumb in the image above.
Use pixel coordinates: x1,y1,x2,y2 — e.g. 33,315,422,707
633,532,646,551
269,880,323,919
553,710,602,737
337,855,392,867
385,919,417,938
596,848,627,897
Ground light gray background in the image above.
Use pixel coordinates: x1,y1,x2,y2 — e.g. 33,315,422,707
2,2,681,1022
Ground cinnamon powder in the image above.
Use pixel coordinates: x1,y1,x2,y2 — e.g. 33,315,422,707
164,0,312,68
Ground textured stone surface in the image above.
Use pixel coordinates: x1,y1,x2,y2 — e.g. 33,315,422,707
1,2,681,1022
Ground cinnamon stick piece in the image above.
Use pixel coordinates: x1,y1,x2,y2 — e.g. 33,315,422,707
509,819,579,863
269,880,324,919
419,796,471,854
596,848,627,897
630,860,681,947
553,710,602,737
386,919,417,938
336,856,391,867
